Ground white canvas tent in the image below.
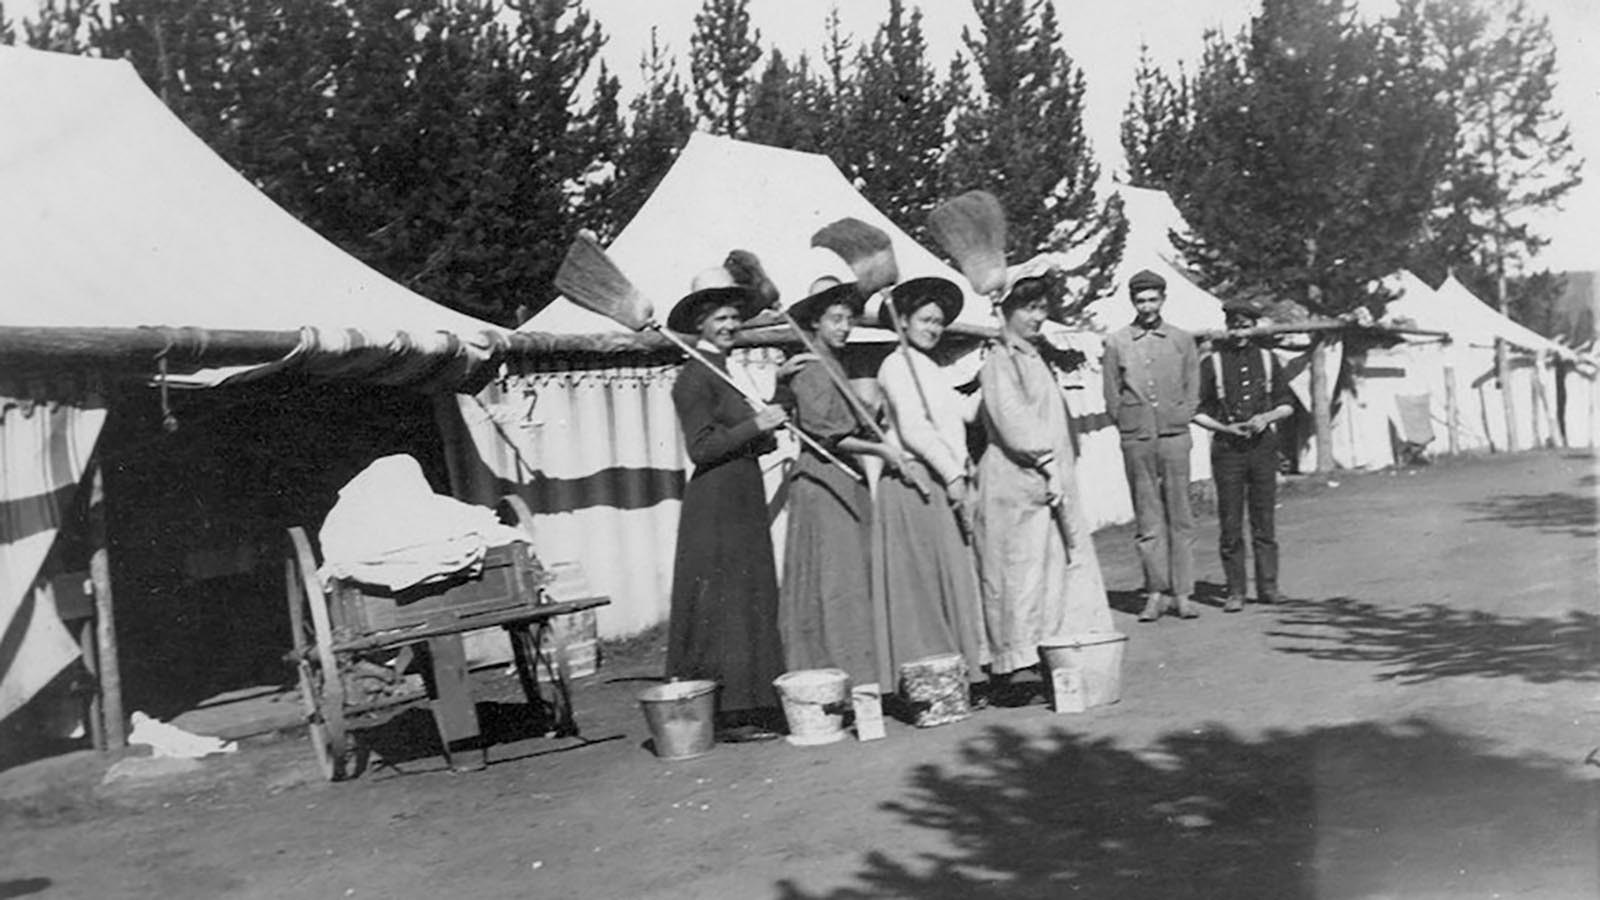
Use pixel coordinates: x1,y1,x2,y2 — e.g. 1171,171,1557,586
1383,271,1569,452
525,132,992,337
0,48,505,385
1088,185,1227,335
0,47,507,733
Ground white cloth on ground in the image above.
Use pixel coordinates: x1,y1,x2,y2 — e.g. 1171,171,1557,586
128,711,237,757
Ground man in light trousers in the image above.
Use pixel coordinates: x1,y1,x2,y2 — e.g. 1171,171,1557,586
1102,269,1200,621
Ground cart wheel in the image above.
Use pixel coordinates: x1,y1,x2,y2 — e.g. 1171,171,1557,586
287,527,353,781
509,622,578,738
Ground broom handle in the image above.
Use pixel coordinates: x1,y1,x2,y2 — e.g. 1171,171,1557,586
990,293,1074,558
885,305,972,540
884,305,954,462
774,309,888,443
774,307,930,501
649,325,864,483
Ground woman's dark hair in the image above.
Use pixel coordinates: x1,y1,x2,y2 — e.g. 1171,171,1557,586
1000,275,1056,312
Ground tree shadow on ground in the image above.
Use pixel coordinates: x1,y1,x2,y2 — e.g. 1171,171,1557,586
1461,491,1598,538
774,719,1593,900
1266,598,1600,684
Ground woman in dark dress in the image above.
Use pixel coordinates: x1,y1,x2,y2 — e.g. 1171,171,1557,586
665,263,789,740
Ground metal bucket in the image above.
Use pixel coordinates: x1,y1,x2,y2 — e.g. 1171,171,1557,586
637,680,718,759
1037,632,1127,711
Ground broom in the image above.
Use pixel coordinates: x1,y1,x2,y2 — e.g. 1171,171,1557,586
928,191,1009,298
810,217,899,297
553,233,862,482
928,193,1074,560
726,247,899,461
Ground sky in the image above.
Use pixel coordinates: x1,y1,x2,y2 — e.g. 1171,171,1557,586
585,0,1598,274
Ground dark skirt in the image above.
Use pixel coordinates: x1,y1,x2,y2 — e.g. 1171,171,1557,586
779,450,880,686
666,455,785,713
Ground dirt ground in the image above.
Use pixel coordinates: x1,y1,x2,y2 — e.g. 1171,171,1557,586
4,449,1597,900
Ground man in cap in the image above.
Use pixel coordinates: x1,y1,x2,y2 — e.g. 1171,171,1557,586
1102,269,1201,621
1192,299,1296,611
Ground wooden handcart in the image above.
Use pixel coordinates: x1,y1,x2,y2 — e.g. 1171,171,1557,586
284,496,607,781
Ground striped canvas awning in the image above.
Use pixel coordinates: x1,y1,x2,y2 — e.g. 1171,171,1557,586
0,378,106,722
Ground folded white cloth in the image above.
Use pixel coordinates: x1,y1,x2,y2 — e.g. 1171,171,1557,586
316,455,529,592
128,711,237,758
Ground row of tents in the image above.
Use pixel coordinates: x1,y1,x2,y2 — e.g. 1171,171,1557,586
2,47,1593,747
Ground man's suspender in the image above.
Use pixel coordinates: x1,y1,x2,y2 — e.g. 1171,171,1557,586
1211,347,1273,408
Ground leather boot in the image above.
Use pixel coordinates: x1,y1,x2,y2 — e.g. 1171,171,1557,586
1174,596,1199,619
1138,593,1166,622
1224,595,1245,613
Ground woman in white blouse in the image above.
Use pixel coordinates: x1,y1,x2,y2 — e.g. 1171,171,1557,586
870,276,987,688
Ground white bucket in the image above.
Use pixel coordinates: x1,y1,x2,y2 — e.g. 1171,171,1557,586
898,653,970,727
773,669,850,746
637,680,718,759
1037,632,1128,711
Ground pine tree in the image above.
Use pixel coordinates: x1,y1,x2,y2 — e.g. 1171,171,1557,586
1123,0,1453,316
945,0,1126,306
73,0,610,324
13,0,98,50
834,0,954,241
595,28,697,241
746,49,828,152
1393,0,1583,319
689,0,762,137
1120,45,1191,190
810,6,858,163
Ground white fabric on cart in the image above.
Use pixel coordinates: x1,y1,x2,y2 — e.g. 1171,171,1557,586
317,455,528,592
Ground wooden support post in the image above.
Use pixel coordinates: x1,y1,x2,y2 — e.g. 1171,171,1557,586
425,635,485,771
1443,366,1460,456
88,463,125,750
1590,367,1598,449
1529,355,1546,449
76,616,105,751
1311,337,1334,472
1496,338,1518,452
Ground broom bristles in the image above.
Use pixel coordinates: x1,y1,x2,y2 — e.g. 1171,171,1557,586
929,191,1009,296
722,249,782,307
811,217,900,296
553,234,655,331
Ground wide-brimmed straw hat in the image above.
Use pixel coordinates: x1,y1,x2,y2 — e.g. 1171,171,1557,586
666,265,764,334
997,256,1060,310
788,280,865,329
880,276,964,330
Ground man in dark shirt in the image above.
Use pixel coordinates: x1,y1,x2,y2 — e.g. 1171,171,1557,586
1193,299,1296,612
1103,269,1201,621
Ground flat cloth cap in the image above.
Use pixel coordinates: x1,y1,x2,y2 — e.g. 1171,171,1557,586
1128,269,1167,293
1223,298,1266,320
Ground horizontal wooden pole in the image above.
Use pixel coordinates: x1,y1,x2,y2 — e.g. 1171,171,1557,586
1196,321,1453,341
0,326,304,367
